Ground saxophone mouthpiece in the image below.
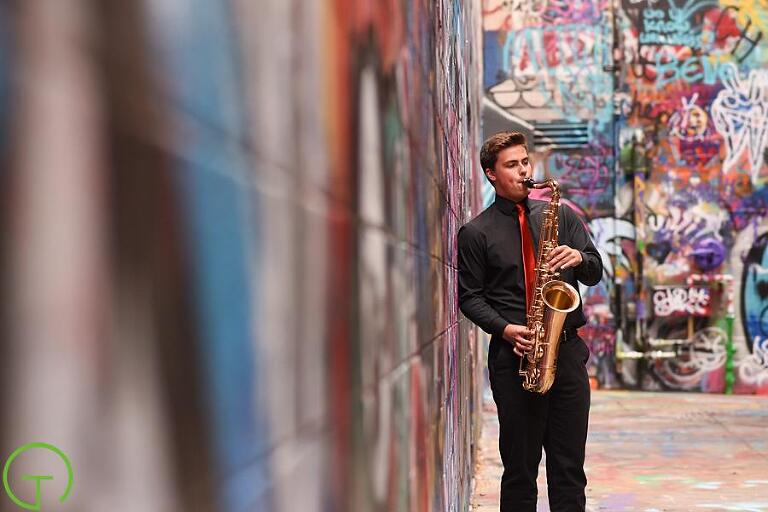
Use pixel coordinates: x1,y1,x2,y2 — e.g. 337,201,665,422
522,178,535,189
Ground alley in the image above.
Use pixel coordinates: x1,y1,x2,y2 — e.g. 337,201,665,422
472,391,768,511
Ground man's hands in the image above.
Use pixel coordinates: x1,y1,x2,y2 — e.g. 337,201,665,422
502,246,580,356
503,324,533,356
547,245,582,271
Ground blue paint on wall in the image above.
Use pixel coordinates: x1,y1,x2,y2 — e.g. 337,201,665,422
147,1,271,509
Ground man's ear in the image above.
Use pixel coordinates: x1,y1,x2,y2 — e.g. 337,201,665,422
485,167,496,183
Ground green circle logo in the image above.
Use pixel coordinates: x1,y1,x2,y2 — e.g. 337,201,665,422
2,443,73,511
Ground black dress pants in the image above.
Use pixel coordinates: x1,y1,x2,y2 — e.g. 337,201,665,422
488,332,591,512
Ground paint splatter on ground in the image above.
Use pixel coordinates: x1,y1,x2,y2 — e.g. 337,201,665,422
471,390,768,511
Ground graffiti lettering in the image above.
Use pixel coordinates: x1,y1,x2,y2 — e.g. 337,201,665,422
654,53,731,89
640,8,700,48
503,24,608,78
653,286,712,317
489,22,613,123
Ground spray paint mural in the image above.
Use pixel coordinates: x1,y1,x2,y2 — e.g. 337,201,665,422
482,0,622,389
0,1,484,511
320,1,486,509
617,0,768,394
483,0,768,394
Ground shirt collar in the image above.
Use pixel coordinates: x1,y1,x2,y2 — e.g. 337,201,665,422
494,194,529,216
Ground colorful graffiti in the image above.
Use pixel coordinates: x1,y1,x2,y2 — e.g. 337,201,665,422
483,0,768,393
652,285,714,316
620,0,768,394
711,62,768,180
483,0,620,386
0,0,484,511
483,0,614,125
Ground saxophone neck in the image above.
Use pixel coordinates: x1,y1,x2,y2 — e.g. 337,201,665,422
523,178,561,202
523,178,560,194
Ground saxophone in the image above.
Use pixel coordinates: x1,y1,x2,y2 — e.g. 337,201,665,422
518,178,581,394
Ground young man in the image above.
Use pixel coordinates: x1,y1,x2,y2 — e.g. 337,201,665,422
458,131,603,511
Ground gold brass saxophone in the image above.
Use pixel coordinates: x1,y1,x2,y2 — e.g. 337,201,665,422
518,178,580,394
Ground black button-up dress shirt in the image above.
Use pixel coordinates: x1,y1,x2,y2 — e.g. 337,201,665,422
457,195,603,339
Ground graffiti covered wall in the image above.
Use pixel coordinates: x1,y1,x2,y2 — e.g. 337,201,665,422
316,0,486,509
0,0,485,511
617,0,768,393
482,0,768,393
482,0,621,388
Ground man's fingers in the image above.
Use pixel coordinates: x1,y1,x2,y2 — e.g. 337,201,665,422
506,327,535,356
559,256,576,270
549,250,567,262
563,254,579,269
514,337,534,349
549,245,565,256
549,249,578,271
547,253,563,265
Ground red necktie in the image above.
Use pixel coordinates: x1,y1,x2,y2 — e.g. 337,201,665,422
516,202,537,314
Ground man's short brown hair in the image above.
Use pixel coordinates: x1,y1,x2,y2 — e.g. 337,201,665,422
480,131,529,171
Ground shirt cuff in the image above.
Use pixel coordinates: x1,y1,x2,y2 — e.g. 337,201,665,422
576,250,587,270
491,318,509,338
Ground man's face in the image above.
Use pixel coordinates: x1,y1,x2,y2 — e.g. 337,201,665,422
485,145,532,202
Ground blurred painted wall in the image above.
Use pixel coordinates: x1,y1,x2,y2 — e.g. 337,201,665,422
482,0,768,393
0,1,485,511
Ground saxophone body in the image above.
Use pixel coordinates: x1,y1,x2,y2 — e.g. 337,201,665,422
518,178,580,394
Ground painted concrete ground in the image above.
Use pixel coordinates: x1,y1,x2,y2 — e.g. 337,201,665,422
471,390,768,511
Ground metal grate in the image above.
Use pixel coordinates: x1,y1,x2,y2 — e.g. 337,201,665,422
532,122,590,150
